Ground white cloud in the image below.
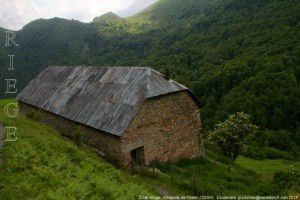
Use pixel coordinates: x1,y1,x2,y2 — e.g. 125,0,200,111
0,0,157,30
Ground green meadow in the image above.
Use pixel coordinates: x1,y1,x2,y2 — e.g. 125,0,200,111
236,156,300,179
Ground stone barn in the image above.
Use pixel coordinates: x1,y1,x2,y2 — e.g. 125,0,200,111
17,66,203,168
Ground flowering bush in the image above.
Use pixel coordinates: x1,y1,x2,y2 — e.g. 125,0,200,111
208,112,258,160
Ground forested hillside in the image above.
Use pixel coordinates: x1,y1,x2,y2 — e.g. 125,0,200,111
0,0,299,141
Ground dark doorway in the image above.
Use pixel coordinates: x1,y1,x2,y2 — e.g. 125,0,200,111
130,146,145,165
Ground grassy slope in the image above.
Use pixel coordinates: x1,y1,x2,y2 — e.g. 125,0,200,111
0,99,297,198
0,100,156,199
236,156,300,179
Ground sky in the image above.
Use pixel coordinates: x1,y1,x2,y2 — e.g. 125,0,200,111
0,0,157,31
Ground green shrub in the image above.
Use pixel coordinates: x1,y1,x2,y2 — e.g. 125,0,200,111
264,147,293,160
264,130,292,151
273,167,300,192
26,112,41,121
175,157,207,168
293,130,300,146
205,149,233,165
242,146,265,160
73,126,84,146
241,146,294,160
208,112,258,160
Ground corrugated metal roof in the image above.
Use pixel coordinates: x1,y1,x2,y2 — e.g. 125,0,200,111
17,66,199,136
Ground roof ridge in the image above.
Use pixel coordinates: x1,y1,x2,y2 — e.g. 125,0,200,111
47,66,150,69
145,68,151,98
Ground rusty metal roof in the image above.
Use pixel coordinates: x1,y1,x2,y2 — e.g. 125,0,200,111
17,66,199,136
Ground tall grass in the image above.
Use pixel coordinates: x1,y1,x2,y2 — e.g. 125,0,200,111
0,100,154,199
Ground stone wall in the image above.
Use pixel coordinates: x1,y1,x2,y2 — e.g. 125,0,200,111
18,90,203,168
120,91,202,166
18,102,123,163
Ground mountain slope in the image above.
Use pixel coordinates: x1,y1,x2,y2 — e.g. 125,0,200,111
92,12,131,35
136,0,300,132
0,0,299,137
128,0,201,25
